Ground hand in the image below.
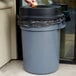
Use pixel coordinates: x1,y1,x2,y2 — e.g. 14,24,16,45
24,0,37,6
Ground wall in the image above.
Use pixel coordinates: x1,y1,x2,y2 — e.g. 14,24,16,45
0,8,11,67
0,0,17,67
5,0,17,59
0,1,11,67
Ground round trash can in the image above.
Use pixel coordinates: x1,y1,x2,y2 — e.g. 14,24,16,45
19,5,65,75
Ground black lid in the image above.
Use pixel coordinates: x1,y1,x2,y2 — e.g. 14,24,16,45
19,5,64,21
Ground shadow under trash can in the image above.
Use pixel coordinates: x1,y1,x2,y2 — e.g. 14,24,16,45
19,5,65,75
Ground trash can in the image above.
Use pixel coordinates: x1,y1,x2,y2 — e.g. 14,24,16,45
19,5,65,74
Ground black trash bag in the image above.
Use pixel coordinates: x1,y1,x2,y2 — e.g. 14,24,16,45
63,11,71,22
52,3,71,22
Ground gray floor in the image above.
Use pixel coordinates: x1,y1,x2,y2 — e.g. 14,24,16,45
0,60,76,76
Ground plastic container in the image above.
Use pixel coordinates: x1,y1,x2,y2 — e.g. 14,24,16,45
19,5,65,75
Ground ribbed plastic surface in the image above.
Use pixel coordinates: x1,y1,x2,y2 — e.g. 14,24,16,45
20,23,65,74
19,5,65,74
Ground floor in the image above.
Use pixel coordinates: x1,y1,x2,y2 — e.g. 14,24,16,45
0,60,76,76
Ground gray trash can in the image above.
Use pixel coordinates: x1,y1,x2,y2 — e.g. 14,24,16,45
19,5,65,75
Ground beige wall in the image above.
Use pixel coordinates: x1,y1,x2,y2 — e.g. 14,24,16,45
0,8,11,67
0,1,11,67
0,0,17,67
5,0,17,59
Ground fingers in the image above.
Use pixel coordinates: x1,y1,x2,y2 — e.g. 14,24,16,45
24,0,37,6
25,0,32,6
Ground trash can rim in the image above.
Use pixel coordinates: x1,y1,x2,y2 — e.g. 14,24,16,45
20,23,65,32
